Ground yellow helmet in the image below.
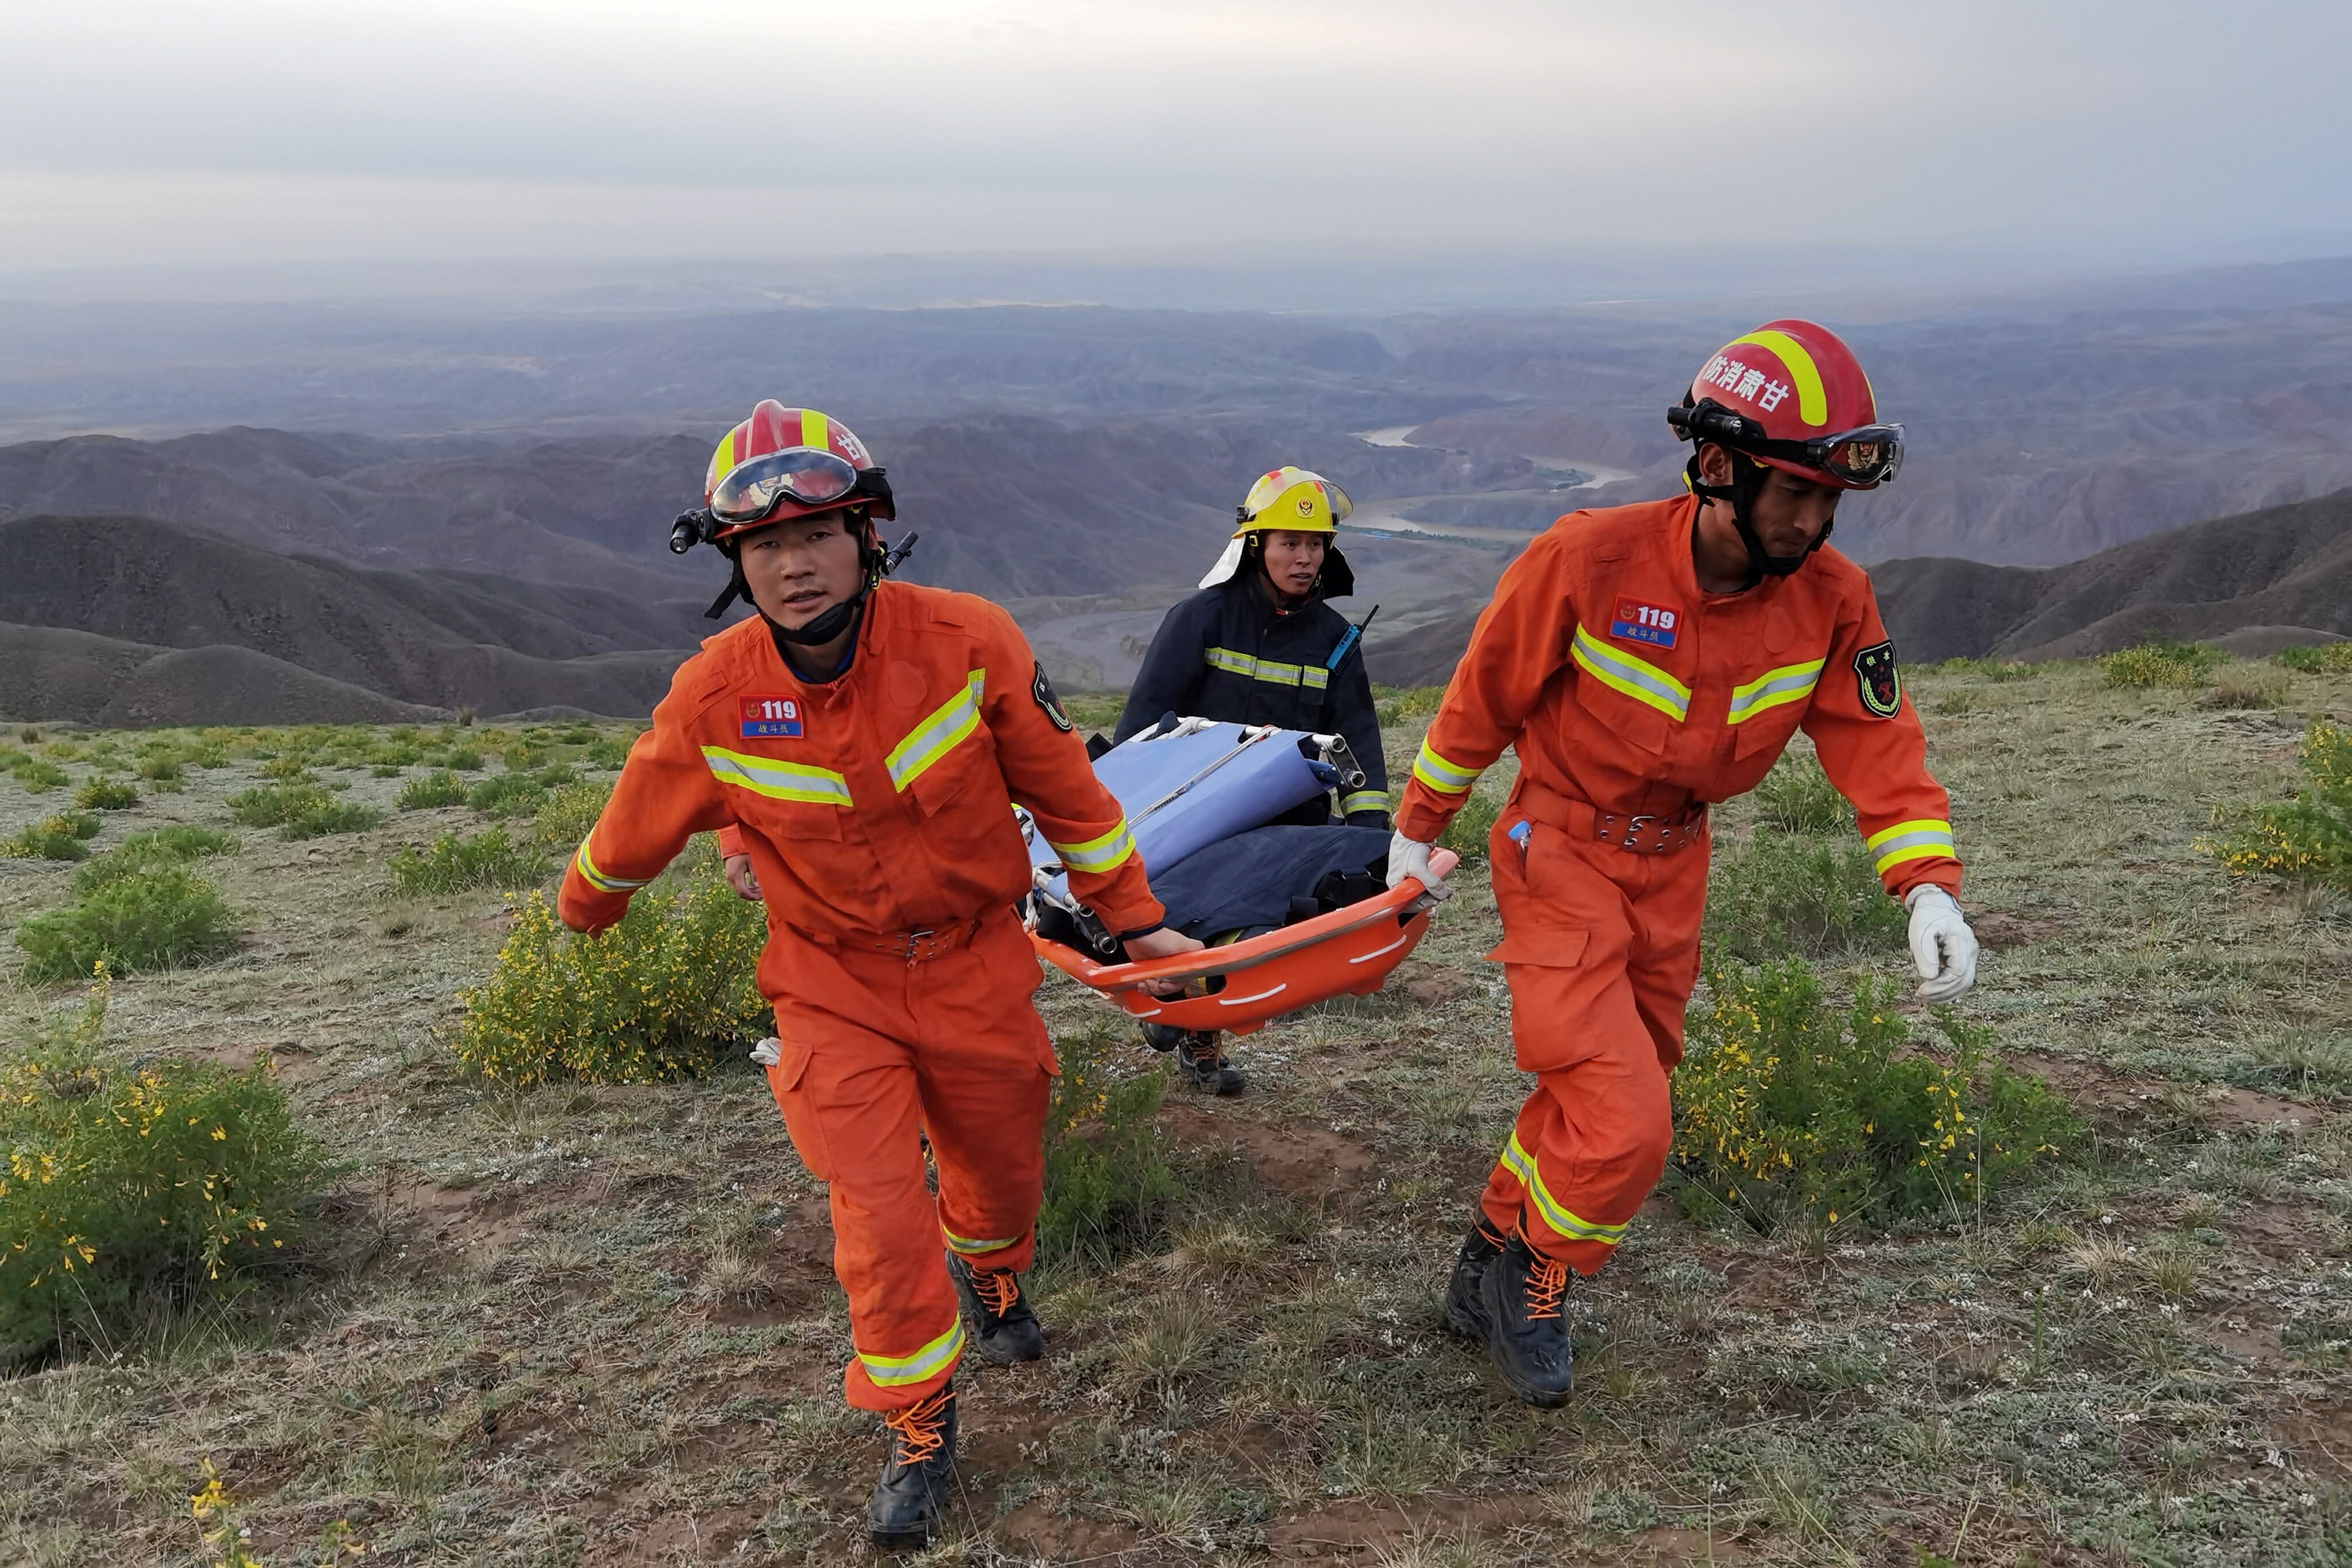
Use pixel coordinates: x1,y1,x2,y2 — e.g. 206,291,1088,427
1200,465,1357,594
1232,466,1352,537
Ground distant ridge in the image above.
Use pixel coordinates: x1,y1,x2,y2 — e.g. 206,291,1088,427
0,514,697,722
1363,491,2352,688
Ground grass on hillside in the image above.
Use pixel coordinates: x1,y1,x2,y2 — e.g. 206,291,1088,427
0,680,2349,1564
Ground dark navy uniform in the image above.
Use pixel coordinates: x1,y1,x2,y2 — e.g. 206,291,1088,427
1114,574,1390,825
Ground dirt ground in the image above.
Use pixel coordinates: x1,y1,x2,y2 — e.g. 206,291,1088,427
2,662,2349,1566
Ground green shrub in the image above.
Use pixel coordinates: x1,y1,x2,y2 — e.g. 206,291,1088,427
279,799,380,840
442,747,485,771
388,827,547,896
452,864,767,1085
74,777,140,811
227,782,331,827
2274,642,2352,674
1372,685,1448,727
15,868,239,982
397,770,470,810
501,744,545,771
1437,789,1502,861
580,735,635,771
256,754,315,781
1705,828,1906,963
533,779,615,853
74,827,237,895
1036,1026,1175,1264
2205,718,2352,890
135,755,183,783
2099,640,2227,689
1673,959,2078,1230
0,977,325,1357
6,757,69,792
2,812,100,861
466,772,549,818
1752,751,1851,835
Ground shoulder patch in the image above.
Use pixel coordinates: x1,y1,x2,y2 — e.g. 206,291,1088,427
1031,661,1074,732
1853,639,1902,718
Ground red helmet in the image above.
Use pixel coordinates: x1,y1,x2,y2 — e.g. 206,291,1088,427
1674,320,1900,490
701,401,895,543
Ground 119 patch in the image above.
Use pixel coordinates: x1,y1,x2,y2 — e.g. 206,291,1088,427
1610,596,1681,649
739,695,803,738
1853,640,1902,718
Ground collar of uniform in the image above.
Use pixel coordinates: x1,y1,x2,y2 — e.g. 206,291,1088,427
1244,568,1316,627
753,580,893,700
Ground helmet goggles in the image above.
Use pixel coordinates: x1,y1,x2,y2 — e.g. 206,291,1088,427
710,446,885,525
1669,398,1904,488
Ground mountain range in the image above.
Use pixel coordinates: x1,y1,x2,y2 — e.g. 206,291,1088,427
1361,490,2352,688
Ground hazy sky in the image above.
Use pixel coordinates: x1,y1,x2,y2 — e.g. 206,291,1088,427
3,1,2348,280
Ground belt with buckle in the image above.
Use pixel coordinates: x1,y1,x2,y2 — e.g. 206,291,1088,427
1517,780,1708,857
866,916,982,962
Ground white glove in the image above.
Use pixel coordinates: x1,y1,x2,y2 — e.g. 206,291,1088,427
1904,886,1978,1003
1386,831,1452,902
749,1036,782,1067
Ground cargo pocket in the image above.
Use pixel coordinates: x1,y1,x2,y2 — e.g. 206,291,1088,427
1484,926,1591,968
765,1037,836,1183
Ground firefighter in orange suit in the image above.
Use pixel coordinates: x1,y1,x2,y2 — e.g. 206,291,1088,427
1385,323,1979,1408
559,401,1202,1549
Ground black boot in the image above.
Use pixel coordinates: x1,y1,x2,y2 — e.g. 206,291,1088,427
867,1383,957,1550
1173,1031,1243,1096
1479,1230,1575,1408
1140,1021,1185,1053
1441,1218,1507,1340
946,1251,1043,1364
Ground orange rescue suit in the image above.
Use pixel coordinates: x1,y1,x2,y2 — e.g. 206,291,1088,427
559,581,1160,1410
1397,494,1961,1275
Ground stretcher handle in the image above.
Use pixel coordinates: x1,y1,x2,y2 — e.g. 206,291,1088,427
1041,849,1458,993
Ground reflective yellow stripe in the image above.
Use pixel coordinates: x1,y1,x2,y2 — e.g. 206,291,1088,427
1411,740,1479,796
885,669,985,791
1204,646,1328,692
1727,657,1827,724
1866,818,1956,875
701,745,852,806
800,408,829,450
942,1225,1020,1258
1730,328,1828,428
572,839,651,895
1339,789,1389,818
1499,1133,1629,1245
1570,625,1690,722
857,1318,965,1387
1048,818,1136,874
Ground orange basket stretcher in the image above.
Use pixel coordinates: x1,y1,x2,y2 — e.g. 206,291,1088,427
1027,849,1458,1036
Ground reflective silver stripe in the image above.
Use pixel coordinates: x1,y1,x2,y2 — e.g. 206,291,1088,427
857,1318,965,1387
572,840,651,894
942,1225,1020,1257
1499,1133,1630,1245
1411,740,1479,795
886,669,985,791
1866,818,1957,874
1339,789,1389,818
1727,658,1827,724
1204,646,1329,692
1569,625,1690,722
1048,818,1137,874
701,745,852,807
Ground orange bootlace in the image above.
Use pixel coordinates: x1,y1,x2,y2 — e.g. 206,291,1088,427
1525,1253,1569,1321
971,1267,1020,1317
883,1387,951,1465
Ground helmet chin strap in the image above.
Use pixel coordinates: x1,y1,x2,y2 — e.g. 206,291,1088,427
1686,450,1833,590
